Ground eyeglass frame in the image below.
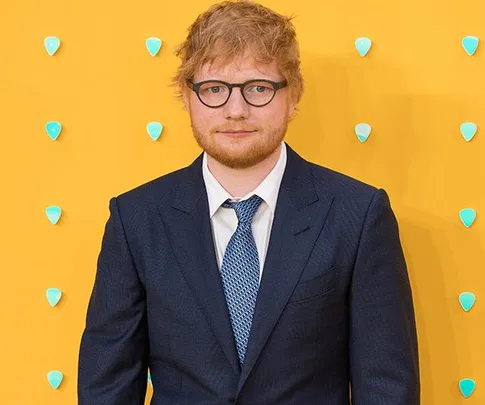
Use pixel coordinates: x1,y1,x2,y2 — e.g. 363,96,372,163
186,78,288,108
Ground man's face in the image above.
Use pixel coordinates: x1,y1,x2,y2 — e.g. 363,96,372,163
182,51,296,169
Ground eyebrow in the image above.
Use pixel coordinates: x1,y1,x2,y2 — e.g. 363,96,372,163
193,78,281,83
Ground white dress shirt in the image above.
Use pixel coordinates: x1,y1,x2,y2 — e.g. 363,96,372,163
202,142,287,282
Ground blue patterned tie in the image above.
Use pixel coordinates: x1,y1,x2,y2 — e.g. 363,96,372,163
220,194,264,365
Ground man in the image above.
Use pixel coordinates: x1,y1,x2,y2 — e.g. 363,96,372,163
78,1,420,404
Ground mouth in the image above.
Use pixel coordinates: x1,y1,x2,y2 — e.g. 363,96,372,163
218,130,257,137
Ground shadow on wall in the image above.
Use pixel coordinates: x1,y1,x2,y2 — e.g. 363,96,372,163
288,49,485,403
287,49,414,200
399,205,485,404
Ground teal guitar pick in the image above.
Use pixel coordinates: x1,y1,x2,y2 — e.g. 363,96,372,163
147,122,163,141
46,206,62,225
146,37,162,56
459,292,476,312
46,288,62,307
462,36,479,56
355,123,371,142
47,371,63,389
355,37,372,57
459,208,476,228
45,121,62,140
459,378,476,398
460,122,477,142
44,36,61,56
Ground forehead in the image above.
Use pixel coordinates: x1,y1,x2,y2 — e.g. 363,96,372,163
195,52,281,81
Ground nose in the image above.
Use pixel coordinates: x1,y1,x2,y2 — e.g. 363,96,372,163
223,87,249,119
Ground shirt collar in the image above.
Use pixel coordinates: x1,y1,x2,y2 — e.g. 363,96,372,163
202,141,287,218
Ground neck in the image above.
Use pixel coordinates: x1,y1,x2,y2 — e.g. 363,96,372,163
207,144,282,197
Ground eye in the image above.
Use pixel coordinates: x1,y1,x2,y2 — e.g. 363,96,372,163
199,82,229,95
245,81,274,94
208,86,223,93
247,85,270,93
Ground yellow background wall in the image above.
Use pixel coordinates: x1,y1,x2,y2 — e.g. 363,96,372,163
1,0,484,403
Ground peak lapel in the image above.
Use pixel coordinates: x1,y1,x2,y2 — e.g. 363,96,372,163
236,143,335,395
158,152,241,375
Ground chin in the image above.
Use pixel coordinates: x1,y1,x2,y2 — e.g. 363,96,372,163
193,126,283,168
211,141,280,169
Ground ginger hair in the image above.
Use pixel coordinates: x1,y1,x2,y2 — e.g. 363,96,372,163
170,0,304,107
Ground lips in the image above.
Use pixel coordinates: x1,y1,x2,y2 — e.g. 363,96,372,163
219,130,256,133
218,130,256,138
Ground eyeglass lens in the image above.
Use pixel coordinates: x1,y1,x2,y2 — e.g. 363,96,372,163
198,81,276,106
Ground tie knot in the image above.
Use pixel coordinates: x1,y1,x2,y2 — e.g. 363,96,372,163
222,194,264,224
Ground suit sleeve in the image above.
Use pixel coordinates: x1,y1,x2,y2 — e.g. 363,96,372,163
78,197,148,405
349,188,420,405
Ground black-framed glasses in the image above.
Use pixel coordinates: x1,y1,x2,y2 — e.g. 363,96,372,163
187,78,288,108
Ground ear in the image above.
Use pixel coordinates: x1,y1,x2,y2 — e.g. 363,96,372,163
182,88,190,111
288,100,296,120
286,86,298,119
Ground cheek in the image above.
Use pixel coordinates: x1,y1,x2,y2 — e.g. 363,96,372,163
188,95,204,118
259,106,286,126
190,105,216,129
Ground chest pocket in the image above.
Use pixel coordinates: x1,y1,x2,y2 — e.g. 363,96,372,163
287,265,338,304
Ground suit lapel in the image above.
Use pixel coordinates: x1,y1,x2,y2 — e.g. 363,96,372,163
159,152,241,375
236,143,335,395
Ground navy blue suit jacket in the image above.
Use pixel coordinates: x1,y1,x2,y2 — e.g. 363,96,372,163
78,142,420,404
